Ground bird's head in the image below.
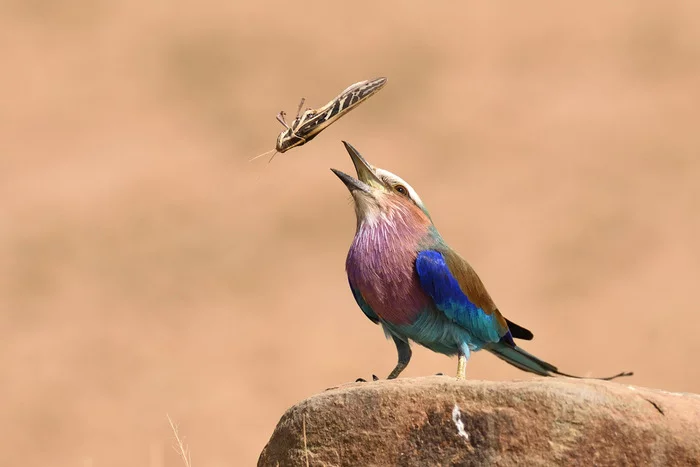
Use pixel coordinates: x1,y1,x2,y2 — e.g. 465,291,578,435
331,141,432,229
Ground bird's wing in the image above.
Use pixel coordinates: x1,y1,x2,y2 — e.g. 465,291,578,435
349,280,381,324
415,249,514,345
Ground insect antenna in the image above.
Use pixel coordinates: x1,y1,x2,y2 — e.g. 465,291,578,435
248,148,277,162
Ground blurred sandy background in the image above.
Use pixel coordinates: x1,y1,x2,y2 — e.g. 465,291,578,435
1,1,699,465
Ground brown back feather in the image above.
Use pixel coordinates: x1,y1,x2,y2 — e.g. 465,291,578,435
441,249,510,332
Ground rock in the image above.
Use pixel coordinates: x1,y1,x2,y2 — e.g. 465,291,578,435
258,377,700,466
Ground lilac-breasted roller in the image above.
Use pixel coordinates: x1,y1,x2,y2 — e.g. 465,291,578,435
331,141,632,381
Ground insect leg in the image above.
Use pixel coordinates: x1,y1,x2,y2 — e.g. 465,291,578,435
294,98,306,120
276,111,290,129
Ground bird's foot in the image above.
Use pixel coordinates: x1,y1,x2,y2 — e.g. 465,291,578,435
325,374,378,391
435,372,444,376
355,375,379,382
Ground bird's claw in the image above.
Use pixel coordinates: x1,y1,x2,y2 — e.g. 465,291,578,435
355,374,380,383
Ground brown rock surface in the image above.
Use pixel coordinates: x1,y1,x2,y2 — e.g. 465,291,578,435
258,377,700,466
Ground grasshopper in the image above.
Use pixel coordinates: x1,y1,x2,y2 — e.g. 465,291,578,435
252,77,387,162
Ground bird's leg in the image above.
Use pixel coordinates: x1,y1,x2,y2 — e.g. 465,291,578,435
387,335,412,379
456,345,471,380
456,356,467,379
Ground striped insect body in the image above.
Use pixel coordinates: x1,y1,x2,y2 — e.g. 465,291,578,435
251,77,387,163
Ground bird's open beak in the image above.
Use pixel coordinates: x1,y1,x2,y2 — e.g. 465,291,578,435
331,141,385,194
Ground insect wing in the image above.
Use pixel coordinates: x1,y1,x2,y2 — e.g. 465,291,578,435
292,77,387,142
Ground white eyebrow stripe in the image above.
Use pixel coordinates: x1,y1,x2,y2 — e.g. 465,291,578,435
373,167,425,208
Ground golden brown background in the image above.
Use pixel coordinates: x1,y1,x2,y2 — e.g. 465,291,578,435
2,1,699,465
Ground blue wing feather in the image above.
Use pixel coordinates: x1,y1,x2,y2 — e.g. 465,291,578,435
415,250,512,345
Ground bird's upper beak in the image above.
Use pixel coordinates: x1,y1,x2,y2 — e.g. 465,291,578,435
331,141,385,194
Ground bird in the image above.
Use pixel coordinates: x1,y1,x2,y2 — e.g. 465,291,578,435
330,141,632,381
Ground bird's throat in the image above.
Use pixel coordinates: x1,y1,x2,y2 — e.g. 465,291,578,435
346,208,432,325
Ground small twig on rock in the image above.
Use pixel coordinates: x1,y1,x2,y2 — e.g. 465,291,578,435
303,413,310,467
644,398,665,415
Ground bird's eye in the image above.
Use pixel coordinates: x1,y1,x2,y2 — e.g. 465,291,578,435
394,184,408,196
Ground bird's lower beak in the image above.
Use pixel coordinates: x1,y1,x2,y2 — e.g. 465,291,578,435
330,141,385,193
330,168,371,194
